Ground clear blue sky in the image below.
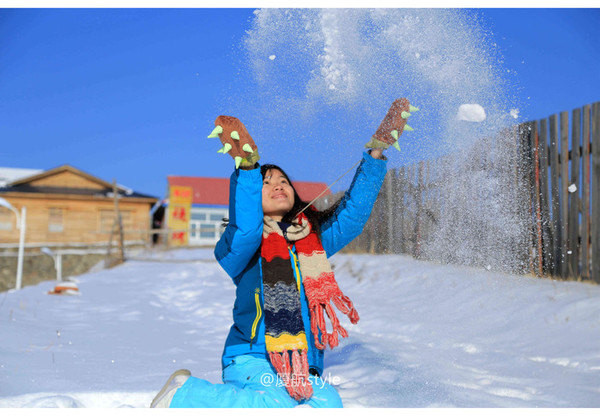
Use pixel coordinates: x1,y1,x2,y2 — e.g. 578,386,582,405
1,8,599,199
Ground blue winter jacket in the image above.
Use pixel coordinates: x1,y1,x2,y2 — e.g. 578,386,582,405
214,151,386,377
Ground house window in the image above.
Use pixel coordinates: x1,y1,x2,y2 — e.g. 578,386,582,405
0,208,13,231
191,212,206,221
209,213,225,222
48,208,64,233
188,209,228,243
200,223,215,238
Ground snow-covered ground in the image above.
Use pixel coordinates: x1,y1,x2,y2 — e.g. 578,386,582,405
1,249,599,408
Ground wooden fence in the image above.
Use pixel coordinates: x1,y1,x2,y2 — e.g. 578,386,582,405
343,158,445,258
344,101,600,284
517,102,600,283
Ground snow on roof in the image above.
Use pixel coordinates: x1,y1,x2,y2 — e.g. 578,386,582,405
0,167,44,187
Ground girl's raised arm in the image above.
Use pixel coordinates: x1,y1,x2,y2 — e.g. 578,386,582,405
209,116,264,281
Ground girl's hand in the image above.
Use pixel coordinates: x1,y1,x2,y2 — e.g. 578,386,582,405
365,98,419,153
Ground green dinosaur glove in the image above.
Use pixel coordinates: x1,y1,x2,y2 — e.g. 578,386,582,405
365,98,419,152
208,116,260,169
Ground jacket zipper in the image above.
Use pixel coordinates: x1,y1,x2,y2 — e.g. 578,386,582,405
250,287,261,348
288,246,302,291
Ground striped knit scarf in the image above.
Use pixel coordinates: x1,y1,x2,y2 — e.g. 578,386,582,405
261,213,360,401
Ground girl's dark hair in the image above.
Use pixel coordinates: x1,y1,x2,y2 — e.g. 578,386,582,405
260,164,341,236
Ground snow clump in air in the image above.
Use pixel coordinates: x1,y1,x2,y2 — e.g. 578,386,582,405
456,104,487,122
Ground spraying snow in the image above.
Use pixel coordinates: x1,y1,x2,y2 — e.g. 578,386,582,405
243,9,514,147
241,9,527,273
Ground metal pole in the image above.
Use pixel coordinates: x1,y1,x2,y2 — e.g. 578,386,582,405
16,206,26,290
57,253,63,282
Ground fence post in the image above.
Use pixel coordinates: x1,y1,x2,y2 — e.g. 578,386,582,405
406,163,415,255
413,162,424,259
385,169,395,254
113,180,125,265
549,114,563,277
513,124,530,273
538,118,554,275
424,160,433,257
591,102,600,284
568,107,581,279
559,111,570,278
531,122,544,276
397,167,406,254
521,123,536,274
581,105,592,280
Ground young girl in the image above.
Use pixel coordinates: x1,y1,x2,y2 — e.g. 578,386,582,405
151,99,414,408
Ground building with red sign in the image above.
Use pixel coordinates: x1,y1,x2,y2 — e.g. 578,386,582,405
161,175,336,246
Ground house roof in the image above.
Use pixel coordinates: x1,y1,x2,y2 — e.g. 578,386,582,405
0,164,157,201
168,176,230,206
294,181,332,203
9,164,117,190
167,175,331,205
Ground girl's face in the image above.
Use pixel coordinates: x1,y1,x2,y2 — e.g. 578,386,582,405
262,169,295,221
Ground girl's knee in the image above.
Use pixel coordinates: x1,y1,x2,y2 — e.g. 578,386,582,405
306,378,343,408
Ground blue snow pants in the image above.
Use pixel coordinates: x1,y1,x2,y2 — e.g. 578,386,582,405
169,355,343,408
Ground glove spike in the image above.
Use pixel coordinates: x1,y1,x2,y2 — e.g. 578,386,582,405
242,144,253,153
393,141,401,151
390,130,399,140
409,105,419,113
231,131,240,141
218,143,232,154
234,156,243,169
208,125,223,138
404,124,414,132
401,111,411,119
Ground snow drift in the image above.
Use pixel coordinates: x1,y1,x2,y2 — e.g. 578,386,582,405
1,249,599,408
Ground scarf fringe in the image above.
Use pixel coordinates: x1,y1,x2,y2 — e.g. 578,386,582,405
268,349,313,401
304,274,360,350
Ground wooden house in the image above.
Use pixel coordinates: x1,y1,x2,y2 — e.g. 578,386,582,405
0,165,158,246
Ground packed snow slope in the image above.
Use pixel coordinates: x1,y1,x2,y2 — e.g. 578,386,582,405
1,249,599,408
